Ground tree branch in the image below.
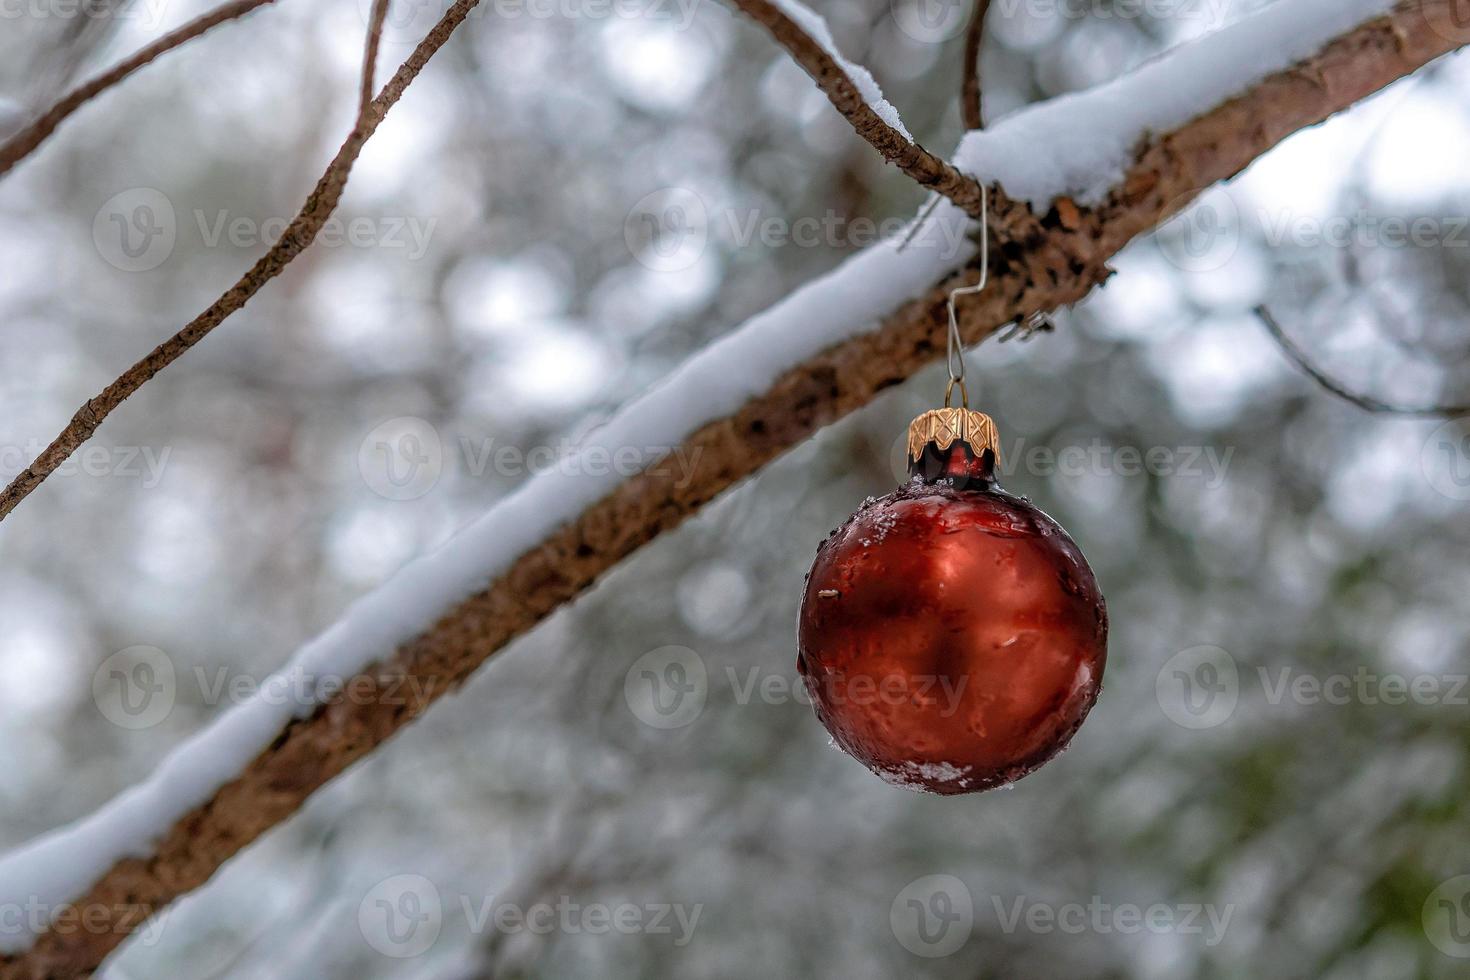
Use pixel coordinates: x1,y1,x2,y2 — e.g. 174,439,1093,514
0,0,478,527
361,0,392,118
0,0,280,178
962,0,993,130
1,3,1459,975
1255,305,1470,416
730,0,991,217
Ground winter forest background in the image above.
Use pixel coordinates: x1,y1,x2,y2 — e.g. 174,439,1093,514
3,0,1470,976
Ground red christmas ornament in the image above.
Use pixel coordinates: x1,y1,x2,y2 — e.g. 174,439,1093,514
797,405,1107,794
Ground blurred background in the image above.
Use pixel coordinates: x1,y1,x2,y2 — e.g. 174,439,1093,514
3,0,1470,976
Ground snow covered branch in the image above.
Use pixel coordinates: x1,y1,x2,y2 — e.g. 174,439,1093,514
2,0,1464,975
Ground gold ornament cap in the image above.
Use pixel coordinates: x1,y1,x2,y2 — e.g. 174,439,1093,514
906,407,1001,465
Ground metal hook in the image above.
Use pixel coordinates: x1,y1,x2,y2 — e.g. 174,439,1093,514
997,309,1056,344
893,183,990,404
945,182,988,394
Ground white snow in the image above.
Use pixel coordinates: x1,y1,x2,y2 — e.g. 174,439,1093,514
0,0,1407,953
956,0,1399,206
767,0,915,142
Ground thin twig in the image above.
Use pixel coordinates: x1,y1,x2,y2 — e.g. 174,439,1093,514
0,0,481,527
361,0,392,117
730,0,990,218
1,6,1458,974
0,0,280,178
1254,305,1470,417
961,0,992,130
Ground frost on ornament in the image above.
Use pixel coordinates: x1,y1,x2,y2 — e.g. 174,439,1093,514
797,407,1108,795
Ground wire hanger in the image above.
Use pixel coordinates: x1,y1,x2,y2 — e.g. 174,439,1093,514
897,185,989,409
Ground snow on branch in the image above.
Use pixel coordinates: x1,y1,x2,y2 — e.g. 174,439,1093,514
2,0,1465,974
765,0,914,141
955,0,1402,206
